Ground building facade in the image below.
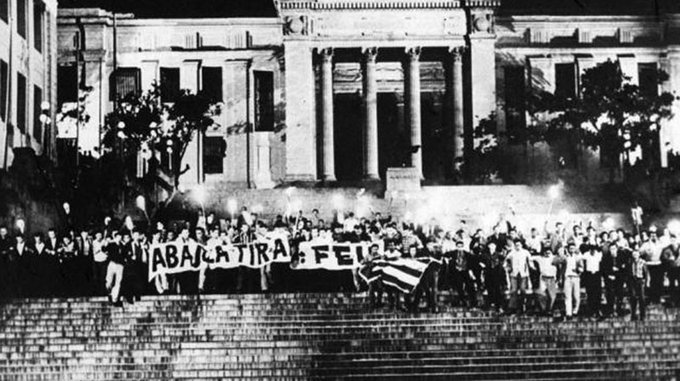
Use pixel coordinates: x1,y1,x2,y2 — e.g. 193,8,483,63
0,0,58,169
56,0,680,187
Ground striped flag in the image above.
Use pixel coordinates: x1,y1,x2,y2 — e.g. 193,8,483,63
361,258,438,294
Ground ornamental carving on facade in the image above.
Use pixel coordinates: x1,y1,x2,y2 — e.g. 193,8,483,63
470,11,494,35
283,15,308,35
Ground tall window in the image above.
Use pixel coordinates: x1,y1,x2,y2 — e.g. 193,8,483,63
201,67,222,103
17,0,26,38
58,65,78,104
254,71,274,132
203,136,226,174
554,63,576,99
504,66,526,142
638,63,659,98
33,0,44,52
160,67,180,103
0,0,8,23
110,67,141,101
0,60,8,121
33,85,42,143
17,73,26,134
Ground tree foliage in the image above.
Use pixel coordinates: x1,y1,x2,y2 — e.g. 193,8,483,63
527,59,676,174
103,84,221,188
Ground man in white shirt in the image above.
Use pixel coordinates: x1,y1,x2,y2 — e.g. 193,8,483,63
582,239,603,318
531,248,559,316
640,229,664,304
92,231,108,296
559,242,584,319
505,239,531,314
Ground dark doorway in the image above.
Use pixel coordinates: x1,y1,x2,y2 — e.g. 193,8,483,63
378,93,408,178
421,91,448,182
334,92,363,181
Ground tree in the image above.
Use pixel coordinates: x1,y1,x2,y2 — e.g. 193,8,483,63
528,59,676,182
103,84,221,218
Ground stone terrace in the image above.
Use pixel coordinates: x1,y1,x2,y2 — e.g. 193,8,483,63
198,185,629,228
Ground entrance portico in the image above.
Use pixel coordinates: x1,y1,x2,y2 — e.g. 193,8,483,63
278,0,499,182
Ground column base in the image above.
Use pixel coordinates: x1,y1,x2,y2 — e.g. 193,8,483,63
363,173,381,181
322,174,337,182
285,174,317,182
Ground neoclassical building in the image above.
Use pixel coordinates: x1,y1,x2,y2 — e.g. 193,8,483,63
0,0,58,169
56,0,680,187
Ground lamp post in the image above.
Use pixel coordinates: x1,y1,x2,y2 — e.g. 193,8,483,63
547,185,560,216
39,101,51,159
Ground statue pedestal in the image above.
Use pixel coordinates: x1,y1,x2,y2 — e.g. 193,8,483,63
386,167,421,194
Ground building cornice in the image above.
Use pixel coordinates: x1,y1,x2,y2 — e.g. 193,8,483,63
276,0,500,11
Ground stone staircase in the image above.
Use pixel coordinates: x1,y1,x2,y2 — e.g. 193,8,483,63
1,293,679,380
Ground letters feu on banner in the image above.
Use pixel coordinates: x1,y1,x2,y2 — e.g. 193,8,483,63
294,240,383,270
148,235,382,280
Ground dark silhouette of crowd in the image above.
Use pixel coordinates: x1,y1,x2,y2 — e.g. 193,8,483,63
1,206,678,321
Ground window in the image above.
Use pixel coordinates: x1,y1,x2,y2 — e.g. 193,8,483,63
17,73,26,134
638,63,659,98
110,67,141,101
203,136,226,174
201,67,222,102
58,65,78,104
17,0,26,38
33,0,44,52
33,85,42,143
554,63,576,99
254,71,274,131
0,60,7,121
160,67,180,103
504,66,526,142
0,0,8,23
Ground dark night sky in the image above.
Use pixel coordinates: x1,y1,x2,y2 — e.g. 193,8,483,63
58,0,679,18
499,0,680,16
57,0,279,18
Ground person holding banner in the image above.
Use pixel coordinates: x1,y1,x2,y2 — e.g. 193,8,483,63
447,240,477,308
175,227,199,295
235,223,260,293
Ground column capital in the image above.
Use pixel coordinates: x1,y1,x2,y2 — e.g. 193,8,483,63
406,46,422,61
316,47,334,62
362,47,379,63
449,46,466,62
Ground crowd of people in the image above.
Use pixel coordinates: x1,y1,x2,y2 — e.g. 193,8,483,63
1,205,679,321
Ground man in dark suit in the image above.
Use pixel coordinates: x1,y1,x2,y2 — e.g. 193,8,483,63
0,226,14,297
9,234,35,297
32,233,49,297
43,229,60,296
75,230,94,295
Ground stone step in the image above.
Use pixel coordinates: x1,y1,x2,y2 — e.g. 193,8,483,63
3,337,679,356
3,358,679,376
4,321,678,338
4,346,677,364
3,351,678,368
2,323,678,342
1,364,676,381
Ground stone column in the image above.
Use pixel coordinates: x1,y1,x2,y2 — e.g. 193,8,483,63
319,48,336,181
450,47,464,159
406,47,423,179
362,47,379,180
